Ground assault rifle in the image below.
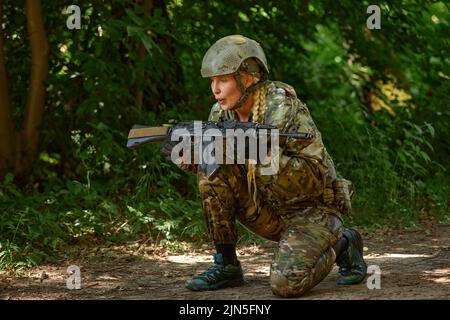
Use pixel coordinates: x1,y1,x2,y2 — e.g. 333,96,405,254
127,119,314,179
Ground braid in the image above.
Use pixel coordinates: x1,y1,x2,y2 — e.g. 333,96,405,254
251,85,267,124
247,83,267,205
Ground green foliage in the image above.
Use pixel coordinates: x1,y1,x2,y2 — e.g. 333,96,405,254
1,0,448,270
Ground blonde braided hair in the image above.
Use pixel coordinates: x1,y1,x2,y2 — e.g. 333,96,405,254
251,85,267,124
247,84,267,204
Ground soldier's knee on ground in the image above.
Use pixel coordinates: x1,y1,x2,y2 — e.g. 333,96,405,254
270,245,336,298
270,269,311,297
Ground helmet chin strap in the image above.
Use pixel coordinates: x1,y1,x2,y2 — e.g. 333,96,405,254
229,71,267,111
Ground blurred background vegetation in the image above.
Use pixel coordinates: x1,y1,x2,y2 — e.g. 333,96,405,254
0,0,448,270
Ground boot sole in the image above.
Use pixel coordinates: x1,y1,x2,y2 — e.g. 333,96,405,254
186,277,245,291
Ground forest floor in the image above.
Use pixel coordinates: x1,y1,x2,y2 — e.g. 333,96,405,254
1,224,449,300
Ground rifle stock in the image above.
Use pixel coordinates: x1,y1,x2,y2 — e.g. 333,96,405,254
127,125,170,148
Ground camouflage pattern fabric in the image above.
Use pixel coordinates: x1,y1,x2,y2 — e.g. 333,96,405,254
198,165,286,243
189,80,351,296
270,208,343,297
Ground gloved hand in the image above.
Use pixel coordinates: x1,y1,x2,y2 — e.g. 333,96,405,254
161,130,200,175
161,123,195,163
161,129,179,161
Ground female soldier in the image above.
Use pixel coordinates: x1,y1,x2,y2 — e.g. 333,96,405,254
164,35,366,297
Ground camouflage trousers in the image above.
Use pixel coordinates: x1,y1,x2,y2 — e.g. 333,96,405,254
198,165,344,297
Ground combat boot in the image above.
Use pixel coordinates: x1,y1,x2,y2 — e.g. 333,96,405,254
185,253,245,291
336,228,367,285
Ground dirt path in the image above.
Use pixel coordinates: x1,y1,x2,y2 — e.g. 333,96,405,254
1,224,449,300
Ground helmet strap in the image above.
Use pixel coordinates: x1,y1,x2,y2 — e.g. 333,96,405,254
234,71,246,95
230,72,267,111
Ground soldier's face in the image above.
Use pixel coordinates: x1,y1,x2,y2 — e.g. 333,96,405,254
210,74,245,111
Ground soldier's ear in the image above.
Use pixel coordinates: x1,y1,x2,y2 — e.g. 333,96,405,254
241,73,256,89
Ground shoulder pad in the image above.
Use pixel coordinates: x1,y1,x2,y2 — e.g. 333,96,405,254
271,81,297,98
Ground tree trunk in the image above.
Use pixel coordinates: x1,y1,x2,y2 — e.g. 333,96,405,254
0,0,49,180
0,0,16,179
16,0,49,177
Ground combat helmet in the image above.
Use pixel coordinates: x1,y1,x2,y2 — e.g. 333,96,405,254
201,35,269,110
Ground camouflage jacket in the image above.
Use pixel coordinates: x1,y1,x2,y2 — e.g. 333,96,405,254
181,80,353,213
